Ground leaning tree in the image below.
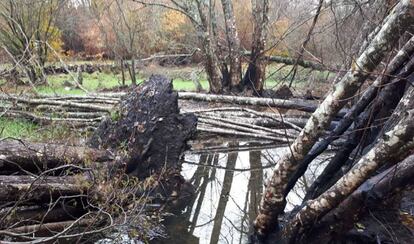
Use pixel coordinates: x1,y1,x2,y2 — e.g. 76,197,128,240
251,0,414,243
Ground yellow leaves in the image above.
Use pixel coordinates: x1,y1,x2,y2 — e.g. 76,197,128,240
267,18,290,57
162,10,187,34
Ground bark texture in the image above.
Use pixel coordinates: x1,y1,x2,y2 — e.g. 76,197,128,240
283,108,414,243
0,139,113,173
254,1,414,237
242,0,270,94
89,75,197,179
221,0,242,89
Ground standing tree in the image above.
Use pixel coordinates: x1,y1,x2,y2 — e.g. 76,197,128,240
242,0,269,94
133,0,270,94
0,0,65,83
91,0,147,85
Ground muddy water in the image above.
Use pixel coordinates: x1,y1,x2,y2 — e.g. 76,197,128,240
158,142,331,244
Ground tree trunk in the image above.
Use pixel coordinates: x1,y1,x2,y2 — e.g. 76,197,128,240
0,139,113,173
0,175,88,203
253,1,414,238
242,0,270,95
178,92,319,112
194,1,223,94
120,58,126,86
282,107,414,243
303,154,414,243
221,0,242,90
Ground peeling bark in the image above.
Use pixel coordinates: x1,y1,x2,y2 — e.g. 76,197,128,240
303,154,414,243
254,1,414,237
221,0,242,89
242,0,270,94
283,109,414,242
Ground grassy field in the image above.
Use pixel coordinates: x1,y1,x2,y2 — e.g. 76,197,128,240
0,64,332,139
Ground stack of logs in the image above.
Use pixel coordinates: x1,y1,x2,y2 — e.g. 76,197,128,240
0,90,335,143
0,75,198,243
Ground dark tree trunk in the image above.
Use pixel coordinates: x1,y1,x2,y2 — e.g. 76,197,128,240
242,0,269,95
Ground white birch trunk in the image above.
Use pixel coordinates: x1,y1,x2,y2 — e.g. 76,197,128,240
254,0,414,236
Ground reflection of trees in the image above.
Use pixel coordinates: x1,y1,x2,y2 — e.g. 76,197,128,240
183,145,266,243
210,150,238,244
184,154,209,220
248,150,263,232
239,149,264,243
187,154,219,234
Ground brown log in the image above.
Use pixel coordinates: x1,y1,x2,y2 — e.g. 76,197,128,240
0,205,84,228
0,139,113,173
0,219,91,237
0,175,88,203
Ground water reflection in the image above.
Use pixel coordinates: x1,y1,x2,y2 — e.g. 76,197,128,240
157,141,331,244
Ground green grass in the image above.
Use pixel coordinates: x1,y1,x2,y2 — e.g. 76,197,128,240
0,118,83,141
37,73,139,95
172,78,209,91
35,73,211,95
0,118,39,139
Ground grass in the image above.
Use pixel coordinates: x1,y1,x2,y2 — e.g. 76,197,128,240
34,72,211,95
0,117,86,142
0,118,38,139
0,64,332,140
1,63,332,95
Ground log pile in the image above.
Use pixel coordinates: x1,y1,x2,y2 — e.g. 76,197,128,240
0,75,197,242
1,90,325,142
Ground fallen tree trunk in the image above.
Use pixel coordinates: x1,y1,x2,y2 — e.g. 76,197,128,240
0,95,112,113
283,108,414,243
0,205,84,228
0,175,88,203
0,76,199,242
253,0,414,238
0,139,113,173
243,51,333,71
178,92,318,112
303,154,414,243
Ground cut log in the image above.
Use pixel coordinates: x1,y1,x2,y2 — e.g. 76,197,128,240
0,95,112,113
0,219,92,239
0,205,84,228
